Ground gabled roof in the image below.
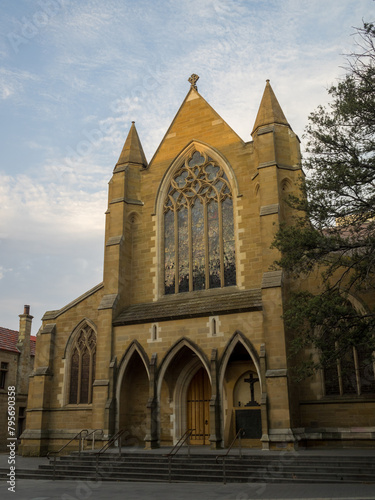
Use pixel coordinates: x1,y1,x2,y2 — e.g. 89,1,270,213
148,86,245,168
252,80,290,135
0,327,36,356
114,121,148,171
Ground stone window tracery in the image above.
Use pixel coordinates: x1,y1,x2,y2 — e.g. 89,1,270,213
69,324,96,404
164,150,236,294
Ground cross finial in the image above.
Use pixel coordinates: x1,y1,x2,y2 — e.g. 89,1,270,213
188,74,199,91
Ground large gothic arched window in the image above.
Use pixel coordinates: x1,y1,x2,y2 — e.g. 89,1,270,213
68,324,96,404
164,150,236,294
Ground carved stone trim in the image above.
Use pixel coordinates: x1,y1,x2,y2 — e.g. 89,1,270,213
258,160,277,169
106,236,123,247
33,367,52,376
93,379,109,386
266,368,287,378
260,204,279,216
257,125,275,135
261,270,283,289
110,197,144,206
258,161,300,171
40,323,56,335
278,164,301,171
98,294,119,310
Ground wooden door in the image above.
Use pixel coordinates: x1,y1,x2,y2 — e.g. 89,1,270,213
187,368,211,445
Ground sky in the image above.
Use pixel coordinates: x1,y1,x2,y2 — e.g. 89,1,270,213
0,0,374,334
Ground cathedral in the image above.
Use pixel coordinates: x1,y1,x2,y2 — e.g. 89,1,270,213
20,76,375,456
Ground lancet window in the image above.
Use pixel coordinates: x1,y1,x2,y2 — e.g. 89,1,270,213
68,324,96,404
324,342,375,396
164,150,236,294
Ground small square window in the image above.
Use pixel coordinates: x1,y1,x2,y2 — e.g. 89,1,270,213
0,362,9,389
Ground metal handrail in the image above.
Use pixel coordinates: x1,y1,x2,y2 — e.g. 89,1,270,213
84,429,104,451
165,428,195,483
216,428,245,484
47,429,89,480
95,429,127,480
165,428,195,458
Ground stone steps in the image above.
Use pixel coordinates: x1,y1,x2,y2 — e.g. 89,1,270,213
1,452,375,484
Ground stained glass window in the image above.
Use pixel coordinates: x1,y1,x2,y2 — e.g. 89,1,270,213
164,150,236,294
68,325,96,404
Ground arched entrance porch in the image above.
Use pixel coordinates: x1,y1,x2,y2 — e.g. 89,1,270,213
220,333,264,448
116,343,150,447
157,339,212,446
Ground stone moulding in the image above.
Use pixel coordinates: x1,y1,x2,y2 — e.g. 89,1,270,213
106,235,123,246
98,293,119,310
260,204,279,216
266,368,287,377
93,379,109,386
258,160,300,171
40,323,56,335
109,196,144,206
261,270,283,289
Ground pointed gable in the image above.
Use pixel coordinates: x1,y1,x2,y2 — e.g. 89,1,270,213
114,121,148,172
149,86,244,169
252,80,290,135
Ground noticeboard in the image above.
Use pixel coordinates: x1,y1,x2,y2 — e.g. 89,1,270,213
235,409,262,438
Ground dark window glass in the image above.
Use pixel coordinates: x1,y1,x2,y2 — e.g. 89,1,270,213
341,348,357,395
69,349,79,404
178,208,189,292
356,344,375,394
208,201,220,288
192,199,205,290
0,362,8,389
80,350,90,404
324,362,340,396
69,326,96,405
222,197,236,286
164,210,175,294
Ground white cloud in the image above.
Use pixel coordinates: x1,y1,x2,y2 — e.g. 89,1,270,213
1,0,374,332
0,67,37,100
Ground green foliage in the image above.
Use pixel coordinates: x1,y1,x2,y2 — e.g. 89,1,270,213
273,22,375,380
285,290,375,381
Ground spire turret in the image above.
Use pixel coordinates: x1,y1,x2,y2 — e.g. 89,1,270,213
114,121,148,171
252,80,289,135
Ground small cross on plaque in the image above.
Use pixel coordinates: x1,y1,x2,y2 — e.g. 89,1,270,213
188,74,199,90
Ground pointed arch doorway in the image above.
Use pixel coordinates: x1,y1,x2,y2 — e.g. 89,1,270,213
187,367,211,445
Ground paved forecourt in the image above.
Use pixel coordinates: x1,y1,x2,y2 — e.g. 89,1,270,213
2,477,375,500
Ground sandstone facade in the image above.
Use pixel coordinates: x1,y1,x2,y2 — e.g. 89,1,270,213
20,79,375,456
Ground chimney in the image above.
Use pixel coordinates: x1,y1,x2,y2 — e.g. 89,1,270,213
18,305,33,345
17,305,33,395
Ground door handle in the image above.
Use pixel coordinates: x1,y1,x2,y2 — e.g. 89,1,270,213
205,420,208,425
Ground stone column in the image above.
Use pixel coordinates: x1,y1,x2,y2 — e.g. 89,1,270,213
259,343,270,450
145,353,159,449
20,322,56,456
209,349,222,449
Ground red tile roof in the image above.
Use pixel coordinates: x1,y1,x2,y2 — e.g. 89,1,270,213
0,327,36,356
